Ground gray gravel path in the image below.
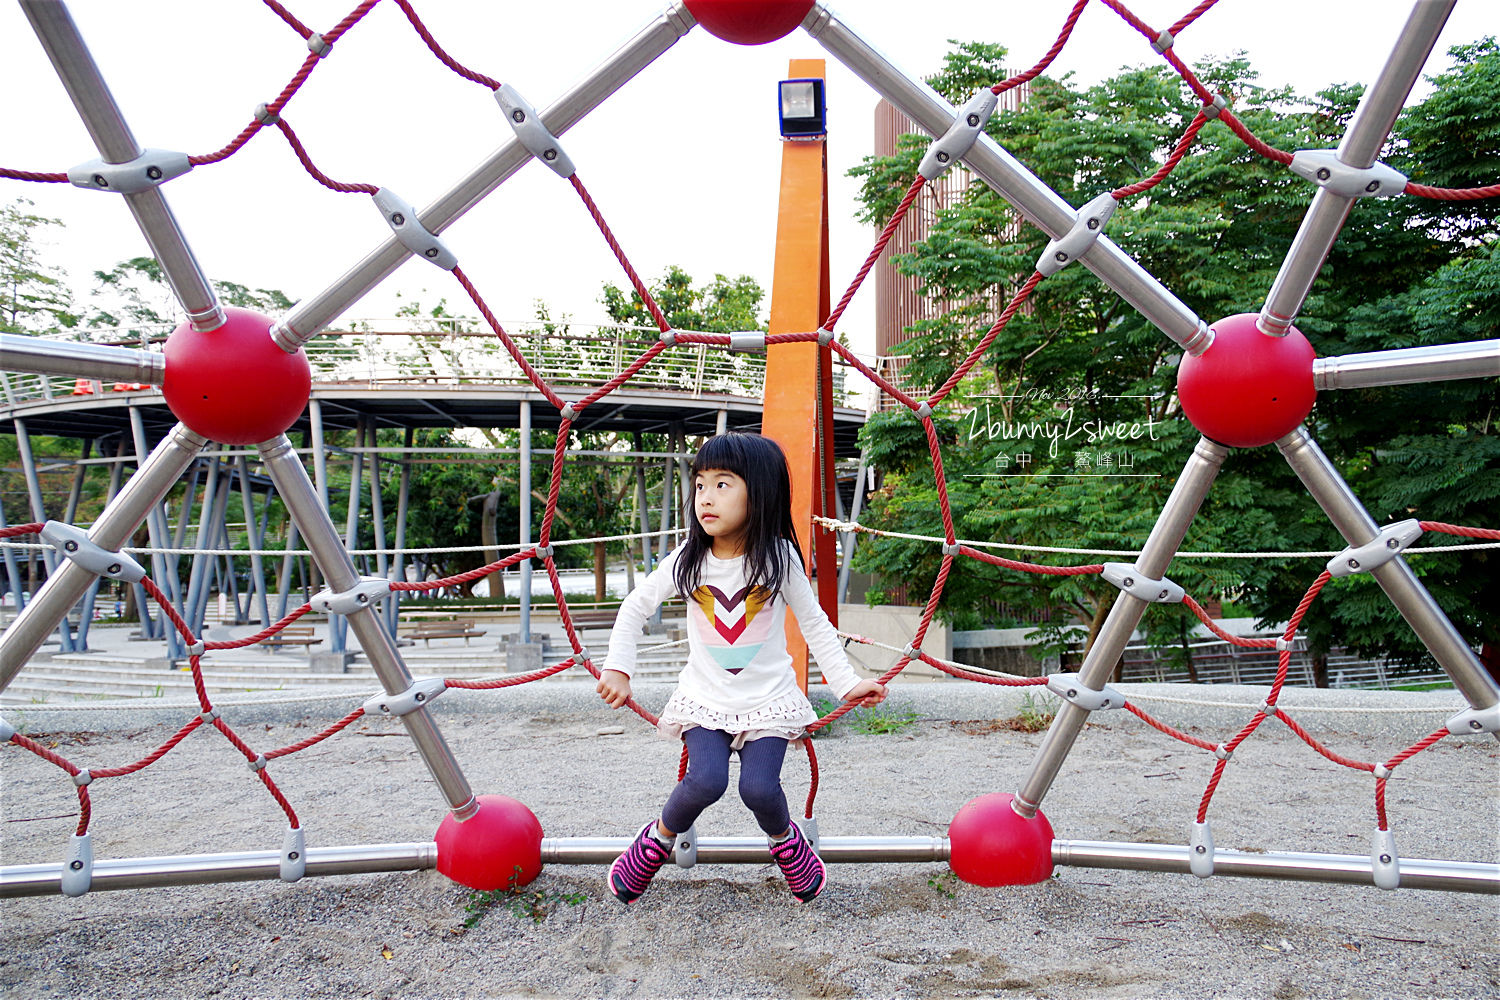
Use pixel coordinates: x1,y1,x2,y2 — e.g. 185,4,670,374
2,681,1497,999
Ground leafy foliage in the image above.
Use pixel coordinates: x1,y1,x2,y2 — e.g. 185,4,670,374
848,39,1499,676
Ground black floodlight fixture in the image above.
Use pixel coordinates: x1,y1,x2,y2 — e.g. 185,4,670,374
778,77,826,139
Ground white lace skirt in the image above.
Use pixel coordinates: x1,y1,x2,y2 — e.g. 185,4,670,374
657,688,817,749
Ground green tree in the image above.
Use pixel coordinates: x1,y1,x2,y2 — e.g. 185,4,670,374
0,198,76,334
849,39,1499,679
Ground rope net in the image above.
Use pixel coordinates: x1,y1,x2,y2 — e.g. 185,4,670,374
3,0,1497,885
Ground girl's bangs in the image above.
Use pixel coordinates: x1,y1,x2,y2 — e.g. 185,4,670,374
690,434,752,479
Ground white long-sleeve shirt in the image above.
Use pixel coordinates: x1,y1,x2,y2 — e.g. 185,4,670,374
603,542,862,715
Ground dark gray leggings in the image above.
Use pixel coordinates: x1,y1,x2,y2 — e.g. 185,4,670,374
660,727,790,837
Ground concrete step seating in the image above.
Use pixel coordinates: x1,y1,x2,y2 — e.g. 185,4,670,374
1,637,687,704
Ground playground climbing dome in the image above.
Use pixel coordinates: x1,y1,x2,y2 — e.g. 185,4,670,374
1,0,1498,899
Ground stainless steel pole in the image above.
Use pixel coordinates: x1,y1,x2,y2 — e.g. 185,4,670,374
1277,428,1500,713
1014,437,1231,818
0,424,206,688
20,0,223,332
272,4,697,348
0,334,164,384
256,435,478,819
1314,340,1500,390
1258,2,1456,335
1052,840,1497,893
803,4,1211,356
236,456,272,629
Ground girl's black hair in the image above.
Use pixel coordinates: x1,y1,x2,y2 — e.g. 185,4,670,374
671,432,804,598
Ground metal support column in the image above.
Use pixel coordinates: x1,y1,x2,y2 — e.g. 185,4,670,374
388,427,414,635
182,457,222,636
14,418,74,652
257,435,478,819
366,430,392,638
129,409,174,644
1013,437,1231,818
519,399,533,642
838,447,869,604
236,455,271,628
1277,428,1499,715
1,424,207,689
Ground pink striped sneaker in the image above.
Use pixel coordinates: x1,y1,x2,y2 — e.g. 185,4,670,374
608,821,671,904
769,821,825,902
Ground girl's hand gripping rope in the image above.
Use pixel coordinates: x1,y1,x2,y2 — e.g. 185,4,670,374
597,669,633,709
843,679,887,705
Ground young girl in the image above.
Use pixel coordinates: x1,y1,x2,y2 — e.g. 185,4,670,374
597,433,885,904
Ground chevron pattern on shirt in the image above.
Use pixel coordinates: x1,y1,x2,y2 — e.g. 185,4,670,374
691,584,771,645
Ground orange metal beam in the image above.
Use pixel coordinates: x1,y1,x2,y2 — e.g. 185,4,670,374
761,58,835,691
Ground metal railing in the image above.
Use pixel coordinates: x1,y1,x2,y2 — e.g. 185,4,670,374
1,320,871,406
1115,637,1452,691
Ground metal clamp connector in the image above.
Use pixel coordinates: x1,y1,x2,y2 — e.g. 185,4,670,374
659,330,677,346
62,833,93,897
1372,763,1392,780
559,402,578,421
673,822,698,869
532,544,554,560
1326,519,1422,578
248,754,268,772
1445,702,1500,736
1289,149,1407,199
67,149,192,195
72,769,93,787
901,643,920,661
494,83,575,179
1202,94,1228,119
1036,191,1118,276
1045,673,1122,711
282,825,306,882
1152,29,1174,54
1214,744,1232,761
1371,828,1400,890
186,639,206,657
817,328,835,347
940,542,961,556
199,708,220,724
363,676,447,717
254,103,281,126
307,33,329,57
310,576,392,616
1189,820,1214,877
1100,562,1184,603
1261,701,1279,717
918,89,999,180
570,645,591,667
372,188,457,269
914,402,933,420
1274,636,1296,652
40,522,146,583
730,332,766,352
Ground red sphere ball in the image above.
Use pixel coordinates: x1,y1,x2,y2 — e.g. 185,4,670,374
1176,313,1317,449
684,0,815,44
948,792,1055,887
162,307,311,445
435,794,543,891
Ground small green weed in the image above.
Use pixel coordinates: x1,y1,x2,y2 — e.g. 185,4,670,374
1010,692,1060,733
928,871,959,898
810,696,919,735
463,865,586,927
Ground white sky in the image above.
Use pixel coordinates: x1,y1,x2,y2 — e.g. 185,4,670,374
1,1,1492,358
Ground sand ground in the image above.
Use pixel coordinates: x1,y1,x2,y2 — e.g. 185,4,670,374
1,681,1497,999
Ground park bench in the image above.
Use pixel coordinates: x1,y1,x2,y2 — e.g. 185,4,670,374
260,626,323,651
400,618,488,647
566,608,619,630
